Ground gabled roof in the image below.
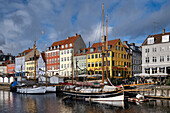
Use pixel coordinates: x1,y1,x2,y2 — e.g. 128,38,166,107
86,39,120,54
51,35,80,50
142,32,170,46
41,52,46,62
16,48,33,58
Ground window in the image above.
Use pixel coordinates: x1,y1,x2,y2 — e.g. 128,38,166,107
95,62,98,67
52,59,54,63
119,47,120,50
152,48,156,52
64,64,66,68
160,47,165,51
145,57,149,63
121,54,123,58
159,67,165,73
58,58,60,62
67,64,69,68
62,45,64,48
92,55,94,59
88,62,90,67
55,66,56,70
99,54,102,58
160,56,164,62
112,52,114,57
92,62,94,67
47,59,48,64
107,53,110,57
107,61,110,66
55,52,56,56
145,68,150,74
69,43,72,47
167,55,170,61
152,57,157,62
50,59,51,64
64,51,66,54
67,57,69,61
61,51,63,55
58,65,59,69
55,58,56,63
152,67,157,74
49,53,51,57
61,64,63,68
115,46,117,50
61,58,63,61
57,52,59,55
121,47,123,51
52,52,53,56
99,62,102,67
145,48,149,53
95,54,98,58
46,53,48,57
88,55,90,59
70,50,72,53
124,54,126,59
65,44,68,48
64,57,66,61
67,50,69,54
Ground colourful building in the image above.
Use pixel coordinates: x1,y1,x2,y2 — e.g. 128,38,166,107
87,39,131,78
7,60,15,77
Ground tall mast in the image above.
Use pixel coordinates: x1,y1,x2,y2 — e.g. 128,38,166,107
34,41,36,83
105,14,108,80
45,48,47,87
102,3,105,83
71,50,74,84
21,57,22,81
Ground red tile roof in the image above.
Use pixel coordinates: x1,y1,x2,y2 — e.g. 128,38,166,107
15,48,33,58
86,39,120,54
51,35,80,50
142,32,170,46
74,48,90,56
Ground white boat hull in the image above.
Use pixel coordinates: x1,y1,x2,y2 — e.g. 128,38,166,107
46,86,56,93
86,95,124,101
17,87,46,94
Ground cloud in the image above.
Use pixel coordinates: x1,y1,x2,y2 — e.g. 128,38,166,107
0,0,170,55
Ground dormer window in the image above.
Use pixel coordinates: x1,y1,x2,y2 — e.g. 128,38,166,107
65,44,68,48
147,37,154,44
98,46,102,51
162,35,169,42
90,48,94,52
69,43,72,47
83,49,86,54
51,47,53,50
61,45,64,48
54,46,56,49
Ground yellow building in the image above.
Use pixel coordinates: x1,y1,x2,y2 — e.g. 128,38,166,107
87,39,131,78
25,59,38,77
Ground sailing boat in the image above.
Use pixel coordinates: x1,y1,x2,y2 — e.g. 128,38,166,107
16,41,46,94
62,3,124,101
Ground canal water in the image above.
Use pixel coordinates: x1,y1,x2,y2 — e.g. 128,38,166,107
0,90,170,113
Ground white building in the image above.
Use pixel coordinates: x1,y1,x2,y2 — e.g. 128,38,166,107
142,29,170,78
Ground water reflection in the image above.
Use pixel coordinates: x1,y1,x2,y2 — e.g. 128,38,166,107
0,90,170,113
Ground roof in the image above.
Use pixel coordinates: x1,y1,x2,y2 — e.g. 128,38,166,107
16,48,33,58
51,34,80,50
86,39,120,54
41,52,46,62
142,32,170,46
74,48,90,56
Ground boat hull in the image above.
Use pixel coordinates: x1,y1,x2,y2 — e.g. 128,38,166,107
63,90,124,101
46,86,56,93
17,87,46,94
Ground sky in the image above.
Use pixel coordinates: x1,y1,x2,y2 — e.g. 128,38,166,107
0,0,170,55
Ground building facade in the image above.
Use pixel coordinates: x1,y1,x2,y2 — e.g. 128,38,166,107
123,41,142,76
142,29,170,77
7,60,15,76
87,39,131,78
73,48,89,75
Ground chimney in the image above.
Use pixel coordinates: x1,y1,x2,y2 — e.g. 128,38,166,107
163,29,165,34
130,43,135,46
123,41,128,45
75,33,77,36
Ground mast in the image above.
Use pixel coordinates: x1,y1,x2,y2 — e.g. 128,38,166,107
34,41,36,83
105,14,108,80
45,48,47,87
71,50,74,84
102,3,105,83
21,57,22,81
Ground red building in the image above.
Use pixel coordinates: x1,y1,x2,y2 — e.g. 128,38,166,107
7,60,15,77
46,47,60,76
